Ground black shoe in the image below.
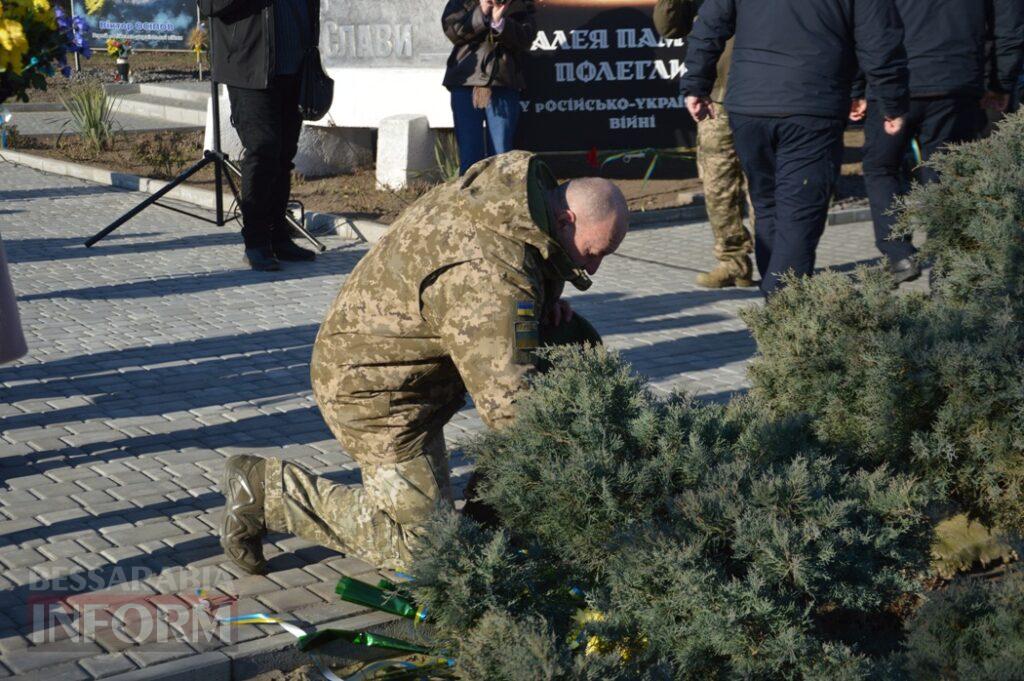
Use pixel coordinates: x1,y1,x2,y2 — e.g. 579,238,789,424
273,240,316,262
889,257,921,285
244,247,281,272
220,455,268,575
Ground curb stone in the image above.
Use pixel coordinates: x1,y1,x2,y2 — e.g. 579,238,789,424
4,102,66,112
1,148,869,246
106,652,230,681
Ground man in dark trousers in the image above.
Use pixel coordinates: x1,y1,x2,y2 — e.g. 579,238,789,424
851,0,1024,284
198,0,319,271
680,0,909,297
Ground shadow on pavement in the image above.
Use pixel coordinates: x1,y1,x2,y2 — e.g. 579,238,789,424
0,185,122,202
5,232,242,263
19,246,363,301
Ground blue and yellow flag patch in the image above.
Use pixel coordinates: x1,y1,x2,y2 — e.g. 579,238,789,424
514,300,539,364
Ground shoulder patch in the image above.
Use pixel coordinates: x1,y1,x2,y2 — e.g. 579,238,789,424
514,300,539,364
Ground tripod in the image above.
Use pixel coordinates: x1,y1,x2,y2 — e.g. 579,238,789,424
84,24,326,252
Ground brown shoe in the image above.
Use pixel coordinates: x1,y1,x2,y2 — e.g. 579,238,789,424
220,455,268,575
695,256,756,289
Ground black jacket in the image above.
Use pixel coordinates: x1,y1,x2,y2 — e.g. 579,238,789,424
441,0,537,91
859,0,1024,100
680,0,908,119
197,0,320,90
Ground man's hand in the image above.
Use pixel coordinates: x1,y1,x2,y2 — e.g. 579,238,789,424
685,95,715,122
883,116,905,135
849,98,867,122
981,91,1010,112
492,0,510,22
545,299,574,327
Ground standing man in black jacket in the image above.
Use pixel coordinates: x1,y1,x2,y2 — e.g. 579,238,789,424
197,0,319,271
852,0,1024,284
680,0,908,297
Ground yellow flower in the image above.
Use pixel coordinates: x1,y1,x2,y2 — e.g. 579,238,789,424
32,0,55,29
571,608,648,662
84,0,105,15
0,15,29,73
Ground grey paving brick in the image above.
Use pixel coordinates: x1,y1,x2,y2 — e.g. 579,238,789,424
77,652,137,679
266,568,318,589
256,587,322,613
124,642,195,668
101,522,184,547
17,660,91,681
0,547,45,569
38,508,92,526
39,541,88,561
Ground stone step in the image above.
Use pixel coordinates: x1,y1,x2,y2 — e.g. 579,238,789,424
138,81,223,104
113,92,208,127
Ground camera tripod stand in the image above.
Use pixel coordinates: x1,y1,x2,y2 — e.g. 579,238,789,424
84,25,326,252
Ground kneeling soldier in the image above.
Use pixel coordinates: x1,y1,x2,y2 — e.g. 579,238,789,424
219,151,629,573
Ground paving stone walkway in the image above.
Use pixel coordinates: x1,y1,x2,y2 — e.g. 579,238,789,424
0,158,895,679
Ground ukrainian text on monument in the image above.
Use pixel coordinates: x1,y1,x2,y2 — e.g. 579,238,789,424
319,0,695,157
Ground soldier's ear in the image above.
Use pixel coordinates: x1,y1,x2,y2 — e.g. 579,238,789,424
555,207,577,229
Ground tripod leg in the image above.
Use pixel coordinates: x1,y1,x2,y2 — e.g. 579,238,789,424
85,155,214,247
224,158,326,252
284,212,327,252
214,153,225,226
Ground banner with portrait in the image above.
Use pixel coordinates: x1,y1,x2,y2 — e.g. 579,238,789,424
72,0,197,50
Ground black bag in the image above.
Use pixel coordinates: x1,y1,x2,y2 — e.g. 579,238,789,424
287,0,334,120
297,47,334,120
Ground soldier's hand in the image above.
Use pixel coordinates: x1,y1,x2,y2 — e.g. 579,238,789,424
546,299,574,327
883,116,905,136
685,95,715,122
848,98,867,122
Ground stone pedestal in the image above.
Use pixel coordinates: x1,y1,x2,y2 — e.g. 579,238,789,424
375,114,436,190
205,95,374,177
293,126,375,178
203,92,243,161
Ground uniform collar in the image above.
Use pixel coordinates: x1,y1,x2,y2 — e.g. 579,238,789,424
526,158,593,292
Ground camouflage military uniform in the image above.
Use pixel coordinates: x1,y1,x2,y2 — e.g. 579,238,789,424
697,40,754,266
261,151,600,570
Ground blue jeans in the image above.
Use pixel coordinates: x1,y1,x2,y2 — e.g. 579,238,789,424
450,86,521,175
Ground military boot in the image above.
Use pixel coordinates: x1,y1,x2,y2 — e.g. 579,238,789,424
220,455,268,575
695,256,756,288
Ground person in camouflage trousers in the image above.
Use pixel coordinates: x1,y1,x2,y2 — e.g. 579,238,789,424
655,0,754,288
219,151,629,574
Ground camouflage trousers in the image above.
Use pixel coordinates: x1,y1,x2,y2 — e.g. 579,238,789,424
261,313,601,571
697,105,754,262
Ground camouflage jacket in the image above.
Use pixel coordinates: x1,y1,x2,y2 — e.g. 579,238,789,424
653,0,732,103
311,151,591,433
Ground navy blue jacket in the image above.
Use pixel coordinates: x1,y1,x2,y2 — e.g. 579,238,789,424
681,0,909,119
861,0,1024,99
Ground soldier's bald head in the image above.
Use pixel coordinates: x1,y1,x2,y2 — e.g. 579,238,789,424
550,178,629,276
